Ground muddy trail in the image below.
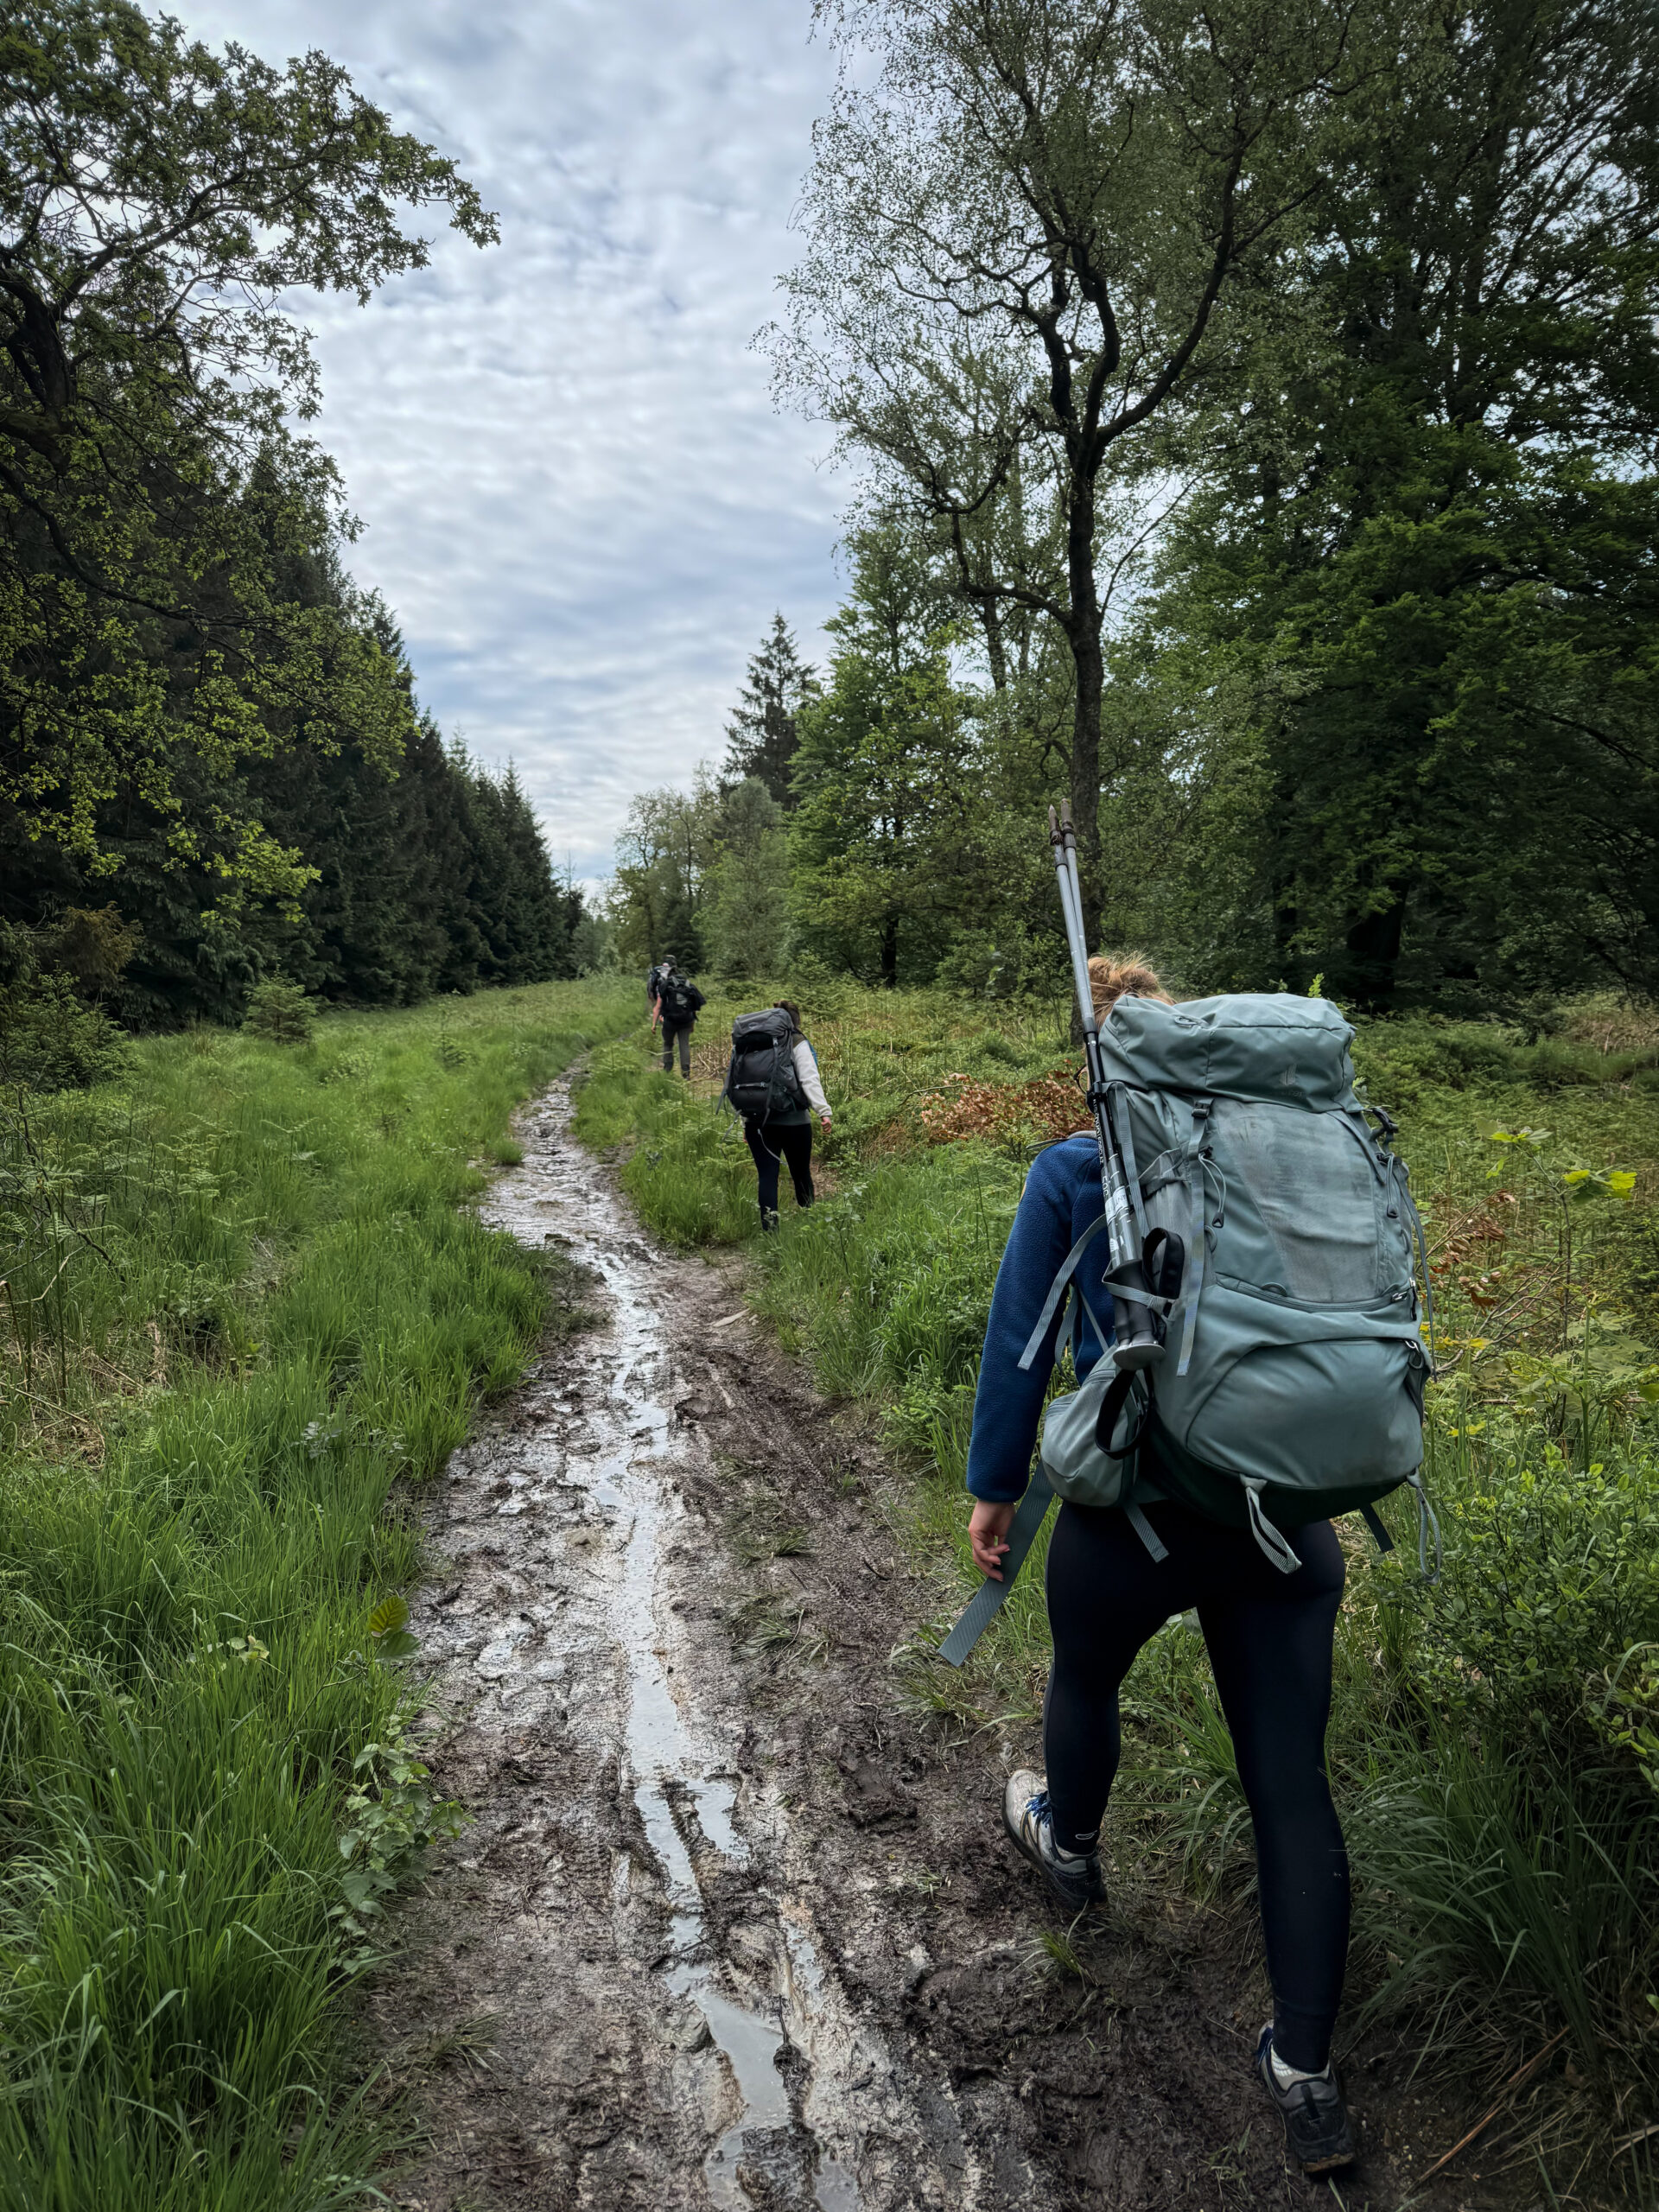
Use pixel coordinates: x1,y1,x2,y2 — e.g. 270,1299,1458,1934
369,1077,1503,2212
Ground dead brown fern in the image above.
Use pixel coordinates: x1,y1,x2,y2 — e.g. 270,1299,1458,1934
917,1067,1092,1156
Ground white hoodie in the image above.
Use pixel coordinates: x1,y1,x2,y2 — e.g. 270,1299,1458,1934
792,1038,831,1118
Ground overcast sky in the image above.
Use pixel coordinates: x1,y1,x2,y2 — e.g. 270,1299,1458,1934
175,0,843,888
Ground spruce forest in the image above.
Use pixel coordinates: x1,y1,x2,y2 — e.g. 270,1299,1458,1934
3,3,1658,2210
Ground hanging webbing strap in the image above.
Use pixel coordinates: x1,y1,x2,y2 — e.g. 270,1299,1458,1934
1408,1471,1442,1583
1243,1481,1303,1574
938,1469,1057,1668
1019,1214,1112,1370
1176,1100,1213,1377
1124,1502,1168,1562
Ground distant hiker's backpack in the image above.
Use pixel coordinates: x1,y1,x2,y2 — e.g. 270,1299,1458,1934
1027,994,1438,1574
659,976,697,1023
722,1009,805,1121
647,962,669,1000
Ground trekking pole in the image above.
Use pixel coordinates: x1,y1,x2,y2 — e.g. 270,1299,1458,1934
1049,803,1163,1371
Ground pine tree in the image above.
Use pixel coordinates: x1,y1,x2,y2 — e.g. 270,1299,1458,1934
723,616,819,807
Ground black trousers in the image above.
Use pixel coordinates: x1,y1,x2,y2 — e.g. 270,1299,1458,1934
661,1020,693,1075
743,1117,814,1219
1043,1497,1350,2071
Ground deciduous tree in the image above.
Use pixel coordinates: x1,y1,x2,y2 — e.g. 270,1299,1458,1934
772,0,1361,933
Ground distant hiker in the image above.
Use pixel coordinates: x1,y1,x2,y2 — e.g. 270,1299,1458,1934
652,963,705,1078
965,956,1365,2177
722,999,830,1231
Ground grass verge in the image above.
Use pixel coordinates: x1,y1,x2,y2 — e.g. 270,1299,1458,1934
0,981,634,2209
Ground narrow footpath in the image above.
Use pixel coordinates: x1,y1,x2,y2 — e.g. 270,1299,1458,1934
373,1077,1058,2210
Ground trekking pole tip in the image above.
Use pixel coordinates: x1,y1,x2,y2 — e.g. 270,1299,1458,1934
1059,798,1073,831
1048,804,1061,842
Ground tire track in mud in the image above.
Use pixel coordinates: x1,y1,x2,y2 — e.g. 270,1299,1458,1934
376,1077,1058,2212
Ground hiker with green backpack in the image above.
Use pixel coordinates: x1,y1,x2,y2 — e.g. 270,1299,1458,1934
959,936,1436,2177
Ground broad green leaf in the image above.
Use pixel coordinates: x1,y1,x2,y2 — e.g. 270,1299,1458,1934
365,1594,410,1639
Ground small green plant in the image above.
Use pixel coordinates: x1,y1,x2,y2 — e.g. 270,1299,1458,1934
363,1592,420,1663
334,1706,466,1969
243,976,315,1045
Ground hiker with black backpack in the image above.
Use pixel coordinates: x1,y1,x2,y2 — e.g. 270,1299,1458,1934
652,962,706,1078
951,852,1435,2173
721,999,830,1231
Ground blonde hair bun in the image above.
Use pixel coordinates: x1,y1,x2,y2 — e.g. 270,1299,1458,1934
1088,954,1170,1021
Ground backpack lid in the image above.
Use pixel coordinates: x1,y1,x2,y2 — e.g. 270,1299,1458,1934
731,1007,794,1047
1098,993,1359,1112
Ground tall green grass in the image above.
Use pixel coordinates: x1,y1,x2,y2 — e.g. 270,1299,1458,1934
589,981,1659,2181
0,982,634,2209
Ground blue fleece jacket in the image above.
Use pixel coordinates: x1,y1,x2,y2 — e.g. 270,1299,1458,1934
965,1134,1114,1503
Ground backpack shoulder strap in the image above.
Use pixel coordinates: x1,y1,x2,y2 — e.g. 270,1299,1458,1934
1018,1212,1113,1372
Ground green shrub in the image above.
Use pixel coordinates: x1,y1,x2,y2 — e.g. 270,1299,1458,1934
0,929,129,1093
242,977,315,1045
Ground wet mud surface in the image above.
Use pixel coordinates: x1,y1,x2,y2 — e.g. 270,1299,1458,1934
372,1077,1527,2212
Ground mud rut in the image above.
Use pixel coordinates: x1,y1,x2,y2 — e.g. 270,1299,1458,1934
372,1077,1484,2212
375,1077,1054,2211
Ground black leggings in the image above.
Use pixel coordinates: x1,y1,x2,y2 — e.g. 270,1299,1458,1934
743,1117,814,1219
1044,1498,1349,2071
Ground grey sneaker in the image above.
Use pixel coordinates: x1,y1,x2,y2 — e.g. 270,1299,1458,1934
1001,1770,1105,1914
1255,2026,1357,2172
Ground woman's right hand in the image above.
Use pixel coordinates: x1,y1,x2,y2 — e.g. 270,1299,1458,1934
969,1498,1017,1580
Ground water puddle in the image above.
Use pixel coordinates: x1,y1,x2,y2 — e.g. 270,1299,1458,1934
478,1084,860,2209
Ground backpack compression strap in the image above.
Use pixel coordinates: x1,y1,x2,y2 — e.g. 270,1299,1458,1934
938,1469,1055,1668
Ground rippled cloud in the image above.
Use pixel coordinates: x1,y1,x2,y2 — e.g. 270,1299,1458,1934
175,0,843,882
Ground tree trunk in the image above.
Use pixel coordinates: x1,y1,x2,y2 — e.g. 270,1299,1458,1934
1342,895,1407,1010
977,599,1010,693
1069,624,1104,948
880,912,899,988
1065,446,1105,944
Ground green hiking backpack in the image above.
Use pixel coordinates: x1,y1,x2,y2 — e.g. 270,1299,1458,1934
1023,993,1439,1576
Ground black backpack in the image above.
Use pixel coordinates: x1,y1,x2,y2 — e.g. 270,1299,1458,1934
659,976,697,1023
722,1009,806,1120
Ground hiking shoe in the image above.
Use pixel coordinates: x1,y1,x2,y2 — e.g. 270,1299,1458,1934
1255,2026,1357,2173
1001,1770,1105,1914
